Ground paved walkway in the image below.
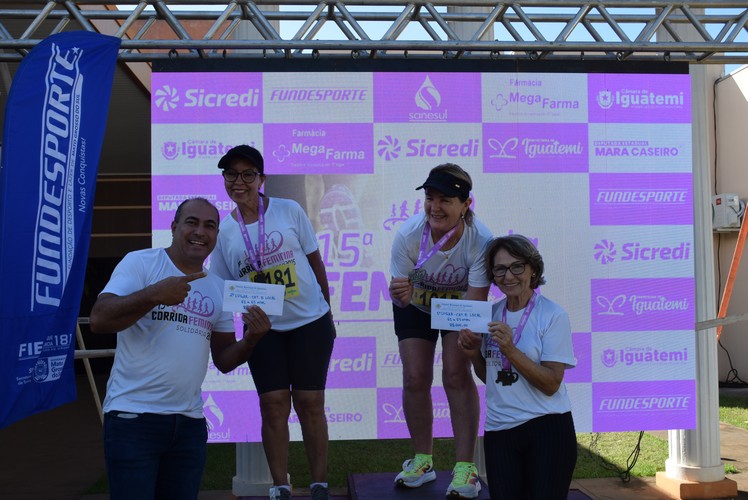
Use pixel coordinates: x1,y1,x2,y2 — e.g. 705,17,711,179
1,377,748,500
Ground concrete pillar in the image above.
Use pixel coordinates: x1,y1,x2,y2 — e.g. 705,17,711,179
654,15,737,497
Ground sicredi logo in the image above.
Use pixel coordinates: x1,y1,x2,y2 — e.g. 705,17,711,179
154,84,260,111
601,347,689,368
594,239,691,264
376,135,479,161
596,89,684,110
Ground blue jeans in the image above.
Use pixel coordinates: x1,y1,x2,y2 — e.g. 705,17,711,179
104,411,208,500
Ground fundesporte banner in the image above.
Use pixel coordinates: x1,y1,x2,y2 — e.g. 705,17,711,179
0,31,120,429
150,64,695,440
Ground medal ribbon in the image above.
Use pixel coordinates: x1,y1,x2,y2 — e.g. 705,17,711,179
235,195,265,274
413,221,460,272
499,292,537,371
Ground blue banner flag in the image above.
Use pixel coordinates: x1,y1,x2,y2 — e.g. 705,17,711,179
0,31,120,429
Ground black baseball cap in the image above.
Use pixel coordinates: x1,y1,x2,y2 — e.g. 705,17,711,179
416,170,471,199
217,145,264,174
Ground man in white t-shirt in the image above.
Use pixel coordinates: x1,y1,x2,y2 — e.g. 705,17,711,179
90,198,268,500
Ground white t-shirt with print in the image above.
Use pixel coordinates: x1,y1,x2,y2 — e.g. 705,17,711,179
390,214,493,314
101,248,234,418
482,294,576,431
210,197,329,331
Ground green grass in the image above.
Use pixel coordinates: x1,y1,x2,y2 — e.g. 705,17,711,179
719,394,748,431
85,394,748,494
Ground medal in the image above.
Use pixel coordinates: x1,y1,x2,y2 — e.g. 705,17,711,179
236,195,267,283
408,268,427,284
496,369,519,386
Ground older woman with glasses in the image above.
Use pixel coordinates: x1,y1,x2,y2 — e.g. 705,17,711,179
209,145,335,500
457,234,577,500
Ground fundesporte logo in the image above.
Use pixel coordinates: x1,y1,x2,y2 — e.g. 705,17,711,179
155,85,179,111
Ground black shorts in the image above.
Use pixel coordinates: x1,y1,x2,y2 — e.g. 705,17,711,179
248,313,335,394
392,304,452,343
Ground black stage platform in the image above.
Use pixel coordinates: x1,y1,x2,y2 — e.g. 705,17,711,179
347,471,592,499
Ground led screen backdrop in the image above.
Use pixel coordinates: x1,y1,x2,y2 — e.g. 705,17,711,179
151,60,695,442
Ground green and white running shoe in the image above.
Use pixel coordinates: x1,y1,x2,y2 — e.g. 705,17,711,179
394,454,436,488
446,462,481,498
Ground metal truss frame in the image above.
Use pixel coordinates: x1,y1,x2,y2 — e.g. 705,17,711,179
1,1,748,63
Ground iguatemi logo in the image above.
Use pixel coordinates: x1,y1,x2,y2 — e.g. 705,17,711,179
160,140,234,161
595,293,689,317
601,347,689,368
488,136,582,159
162,141,178,160
376,135,479,162
596,88,684,110
593,240,691,265
153,84,260,112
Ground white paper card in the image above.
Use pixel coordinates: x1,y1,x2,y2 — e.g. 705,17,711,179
430,299,492,333
222,280,285,316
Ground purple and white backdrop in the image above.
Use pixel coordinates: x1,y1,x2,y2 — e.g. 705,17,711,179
150,66,694,441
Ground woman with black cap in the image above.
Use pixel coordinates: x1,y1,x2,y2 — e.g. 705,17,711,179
389,163,493,499
210,144,335,500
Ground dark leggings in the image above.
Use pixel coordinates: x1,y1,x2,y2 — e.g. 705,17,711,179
484,412,577,500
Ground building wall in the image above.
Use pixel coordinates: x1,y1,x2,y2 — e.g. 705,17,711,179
714,66,748,384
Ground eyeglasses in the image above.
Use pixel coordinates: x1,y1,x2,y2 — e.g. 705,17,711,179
492,262,526,278
222,170,259,184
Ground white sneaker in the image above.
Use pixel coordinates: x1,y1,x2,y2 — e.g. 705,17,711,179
269,485,291,500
